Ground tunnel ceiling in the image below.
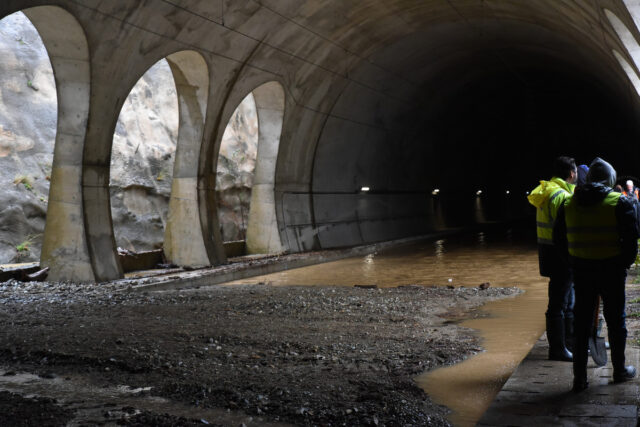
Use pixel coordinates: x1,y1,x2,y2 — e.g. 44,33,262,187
295,0,640,192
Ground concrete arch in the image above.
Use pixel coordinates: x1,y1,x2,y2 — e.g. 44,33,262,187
613,49,640,95
246,81,286,254
605,9,640,95
10,6,94,282
197,71,288,261
84,48,214,281
163,50,211,267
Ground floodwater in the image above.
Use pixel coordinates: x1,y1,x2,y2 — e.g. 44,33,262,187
228,228,548,426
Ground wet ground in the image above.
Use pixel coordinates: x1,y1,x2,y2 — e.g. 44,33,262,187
6,228,633,426
231,229,547,425
0,277,517,425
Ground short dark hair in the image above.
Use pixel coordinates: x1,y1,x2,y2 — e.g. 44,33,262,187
553,156,576,180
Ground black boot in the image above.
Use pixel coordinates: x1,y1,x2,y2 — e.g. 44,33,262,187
572,376,588,392
613,366,636,383
547,317,573,361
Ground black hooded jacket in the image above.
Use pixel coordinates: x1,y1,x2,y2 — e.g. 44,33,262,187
553,182,639,269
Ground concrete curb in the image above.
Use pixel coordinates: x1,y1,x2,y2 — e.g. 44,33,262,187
120,229,463,293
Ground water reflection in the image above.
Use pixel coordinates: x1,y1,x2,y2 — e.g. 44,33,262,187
434,239,445,259
225,228,546,425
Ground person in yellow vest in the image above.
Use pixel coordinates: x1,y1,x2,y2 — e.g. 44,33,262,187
554,157,638,392
528,156,577,361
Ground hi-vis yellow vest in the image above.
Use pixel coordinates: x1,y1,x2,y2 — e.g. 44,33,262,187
528,178,574,245
564,192,622,259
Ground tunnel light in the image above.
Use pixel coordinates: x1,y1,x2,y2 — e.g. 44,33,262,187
526,191,530,195
476,190,482,196
360,186,370,192
432,189,440,195
506,190,510,195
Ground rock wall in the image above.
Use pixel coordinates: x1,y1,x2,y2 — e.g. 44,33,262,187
109,59,178,253
0,12,56,264
0,12,259,264
216,93,258,242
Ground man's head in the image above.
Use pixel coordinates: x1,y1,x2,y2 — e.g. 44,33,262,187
587,157,617,188
626,180,634,191
553,156,577,184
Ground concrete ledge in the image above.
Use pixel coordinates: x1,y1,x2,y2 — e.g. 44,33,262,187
478,334,639,426
116,229,462,292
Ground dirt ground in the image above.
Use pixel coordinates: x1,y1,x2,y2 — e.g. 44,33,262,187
0,276,520,426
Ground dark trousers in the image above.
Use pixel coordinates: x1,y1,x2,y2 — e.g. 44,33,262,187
546,269,573,321
573,267,628,379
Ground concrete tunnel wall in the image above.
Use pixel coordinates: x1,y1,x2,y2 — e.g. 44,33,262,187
3,1,640,282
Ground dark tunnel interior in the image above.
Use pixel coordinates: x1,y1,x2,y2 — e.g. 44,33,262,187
415,60,640,225
311,14,640,238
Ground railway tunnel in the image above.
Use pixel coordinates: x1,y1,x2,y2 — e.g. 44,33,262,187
1,1,640,282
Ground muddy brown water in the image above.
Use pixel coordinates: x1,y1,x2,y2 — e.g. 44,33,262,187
228,229,547,426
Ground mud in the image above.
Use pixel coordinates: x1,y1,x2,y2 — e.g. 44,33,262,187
0,279,519,426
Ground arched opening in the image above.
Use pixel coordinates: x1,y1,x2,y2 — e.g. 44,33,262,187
216,93,259,247
605,9,640,95
0,6,91,281
109,59,179,262
0,11,56,265
613,49,640,95
215,81,285,257
109,50,211,273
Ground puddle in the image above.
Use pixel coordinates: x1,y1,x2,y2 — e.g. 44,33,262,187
226,229,547,425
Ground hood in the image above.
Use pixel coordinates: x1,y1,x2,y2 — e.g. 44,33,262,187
577,165,589,186
587,157,616,188
572,182,612,206
527,177,574,208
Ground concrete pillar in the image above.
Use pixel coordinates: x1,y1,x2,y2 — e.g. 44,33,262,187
246,82,285,254
163,51,211,267
25,6,95,282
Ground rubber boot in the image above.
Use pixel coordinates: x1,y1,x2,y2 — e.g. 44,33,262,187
613,366,636,383
572,376,588,393
547,317,573,361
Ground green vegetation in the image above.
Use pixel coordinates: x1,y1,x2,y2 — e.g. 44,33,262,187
16,240,30,252
627,312,640,319
630,297,640,304
13,175,33,191
15,234,41,254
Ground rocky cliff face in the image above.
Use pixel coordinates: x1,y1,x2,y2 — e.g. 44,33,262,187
109,59,179,253
0,12,258,264
0,12,56,264
216,93,258,242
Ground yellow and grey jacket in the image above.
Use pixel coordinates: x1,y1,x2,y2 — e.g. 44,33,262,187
553,182,639,269
528,177,575,245
564,191,621,259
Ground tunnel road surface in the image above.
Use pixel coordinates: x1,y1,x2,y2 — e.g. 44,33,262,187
227,228,548,425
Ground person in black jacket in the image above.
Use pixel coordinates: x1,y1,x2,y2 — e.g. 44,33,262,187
554,158,638,392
